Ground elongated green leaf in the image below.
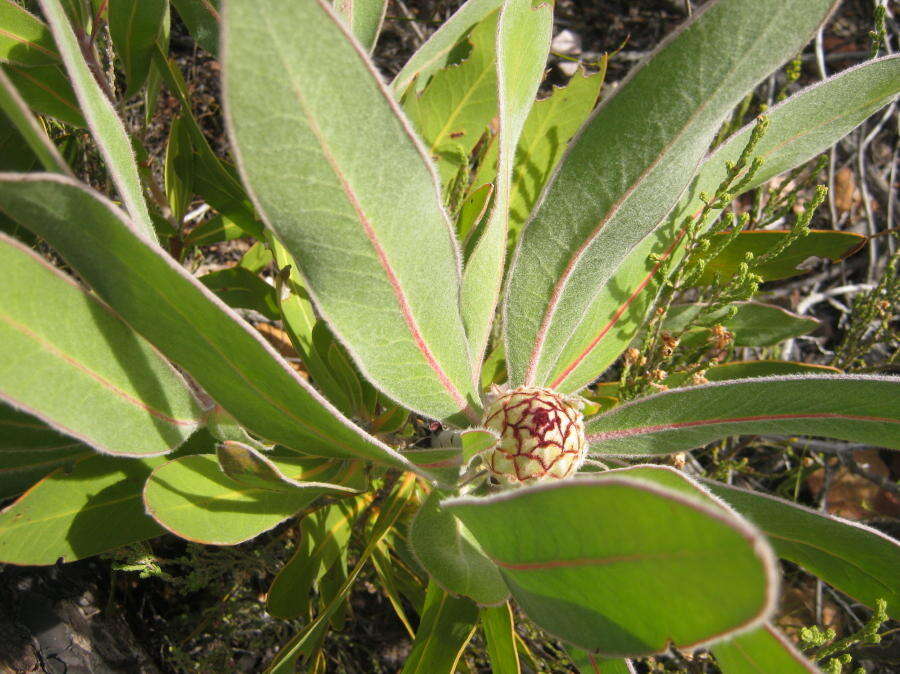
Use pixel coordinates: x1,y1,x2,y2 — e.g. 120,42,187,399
665,360,839,387
543,57,897,394
0,175,421,474
0,68,70,173
403,11,498,185
409,490,509,605
505,67,603,237
0,404,90,499
481,603,520,674
108,0,167,97
38,0,154,239
694,230,865,285
461,0,551,364
0,454,165,564
199,266,280,320
707,481,900,618
587,375,900,456
0,0,59,66
332,0,387,52
564,648,636,674
400,581,479,674
712,624,817,673
266,494,372,619
2,62,83,126
504,0,837,392
0,106,36,171
170,0,220,54
444,476,777,655
144,454,351,544
664,302,819,348
0,233,201,456
164,113,193,223
224,0,480,423
392,0,504,94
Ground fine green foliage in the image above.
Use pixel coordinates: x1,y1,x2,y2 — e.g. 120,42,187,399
0,0,898,669
223,0,480,423
444,476,776,655
0,233,202,456
588,375,900,456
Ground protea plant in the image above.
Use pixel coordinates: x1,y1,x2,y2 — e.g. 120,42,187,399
0,0,898,671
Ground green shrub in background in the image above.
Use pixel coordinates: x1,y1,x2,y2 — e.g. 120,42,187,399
0,0,898,671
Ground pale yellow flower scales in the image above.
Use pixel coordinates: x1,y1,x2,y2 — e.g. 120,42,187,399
481,387,587,485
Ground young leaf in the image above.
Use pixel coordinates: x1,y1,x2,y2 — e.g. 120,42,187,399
504,0,838,391
692,230,865,285
461,0,552,365
481,603,520,674
443,476,777,655
706,481,900,618
332,0,388,52
199,266,280,320
0,0,60,66
0,174,422,474
1,61,83,126
0,404,91,499
663,302,820,348
38,0,155,240
170,0,220,55
400,581,479,674
391,0,504,95
223,0,480,423
143,454,350,545
403,10,499,185
0,68,71,174
544,56,898,393
712,624,817,673
0,453,171,564
409,490,509,606
587,375,900,456
108,0,167,97
0,233,201,456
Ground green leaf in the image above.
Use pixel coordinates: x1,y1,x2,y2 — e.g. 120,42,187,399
409,490,509,605
707,481,900,619
223,0,480,423
0,233,201,456
504,0,838,392
443,476,777,655
666,360,839,387
712,624,817,673
461,0,551,364
0,68,71,173
693,230,865,285
460,427,499,463
564,647,636,674
170,0,220,55
143,454,350,544
542,56,898,393
108,0,167,97
0,454,165,564
675,55,900,228
332,0,387,52
0,104,37,171
392,0,504,95
481,603,520,674
199,266,280,320
0,404,91,499
38,0,155,239
400,581,479,674
663,302,819,348
164,113,193,224
266,494,372,619
587,375,900,457
0,0,60,65
506,67,603,237
2,62,83,126
0,175,421,473
183,212,245,246
403,10,498,185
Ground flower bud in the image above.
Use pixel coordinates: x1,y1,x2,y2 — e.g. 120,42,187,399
481,387,587,485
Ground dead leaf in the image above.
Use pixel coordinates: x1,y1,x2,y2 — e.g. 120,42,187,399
833,166,860,214
254,323,308,378
806,450,900,520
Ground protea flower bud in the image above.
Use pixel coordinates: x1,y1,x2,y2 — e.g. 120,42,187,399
481,387,586,485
